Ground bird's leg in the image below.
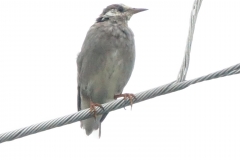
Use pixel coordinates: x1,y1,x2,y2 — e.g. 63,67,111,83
90,100,104,119
114,93,136,109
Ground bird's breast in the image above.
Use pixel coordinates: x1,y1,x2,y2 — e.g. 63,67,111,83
88,49,127,102
80,24,135,103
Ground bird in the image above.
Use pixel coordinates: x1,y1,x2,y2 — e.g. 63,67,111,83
77,4,147,137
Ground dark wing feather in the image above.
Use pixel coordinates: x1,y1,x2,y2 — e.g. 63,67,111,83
77,86,81,111
100,112,109,123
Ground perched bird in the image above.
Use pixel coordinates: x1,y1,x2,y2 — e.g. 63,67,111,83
77,4,147,136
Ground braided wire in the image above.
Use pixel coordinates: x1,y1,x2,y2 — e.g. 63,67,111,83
177,0,203,82
0,63,239,143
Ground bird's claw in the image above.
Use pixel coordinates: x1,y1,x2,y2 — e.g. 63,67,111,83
90,101,104,119
114,93,136,109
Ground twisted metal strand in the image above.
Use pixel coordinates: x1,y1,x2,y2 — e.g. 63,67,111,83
0,63,239,144
177,0,203,82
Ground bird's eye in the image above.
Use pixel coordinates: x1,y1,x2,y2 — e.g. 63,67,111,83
118,6,124,12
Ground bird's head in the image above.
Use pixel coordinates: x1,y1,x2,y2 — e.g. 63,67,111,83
96,4,147,23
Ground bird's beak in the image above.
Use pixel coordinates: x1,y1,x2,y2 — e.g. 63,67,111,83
130,8,148,15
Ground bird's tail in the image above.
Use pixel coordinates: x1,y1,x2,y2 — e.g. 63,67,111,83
99,123,102,138
80,97,102,136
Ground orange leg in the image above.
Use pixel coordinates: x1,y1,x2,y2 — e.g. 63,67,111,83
90,101,104,119
114,93,136,109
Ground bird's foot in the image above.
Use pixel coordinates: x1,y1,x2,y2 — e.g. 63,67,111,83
90,101,104,119
114,93,136,109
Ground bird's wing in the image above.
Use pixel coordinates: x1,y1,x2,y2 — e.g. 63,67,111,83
77,84,108,123
77,50,84,112
77,85,81,111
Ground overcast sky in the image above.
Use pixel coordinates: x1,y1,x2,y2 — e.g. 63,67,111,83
0,0,240,160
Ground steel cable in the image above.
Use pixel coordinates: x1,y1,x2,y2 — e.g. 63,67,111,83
0,63,239,143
